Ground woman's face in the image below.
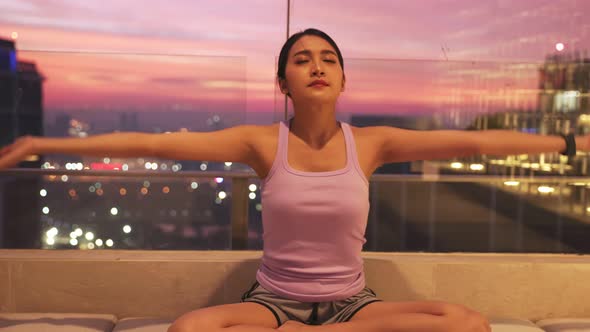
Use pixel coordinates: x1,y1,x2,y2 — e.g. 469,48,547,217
281,35,345,104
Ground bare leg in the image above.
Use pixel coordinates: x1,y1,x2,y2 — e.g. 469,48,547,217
276,313,450,332
168,303,279,332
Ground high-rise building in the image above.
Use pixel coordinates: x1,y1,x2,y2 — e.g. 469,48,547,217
538,52,590,136
0,38,45,167
0,38,44,248
0,38,18,147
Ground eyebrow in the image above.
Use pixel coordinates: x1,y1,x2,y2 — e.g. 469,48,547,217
292,49,338,57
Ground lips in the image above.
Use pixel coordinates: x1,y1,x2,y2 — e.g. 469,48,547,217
309,80,329,87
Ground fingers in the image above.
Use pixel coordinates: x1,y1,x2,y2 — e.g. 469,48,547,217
0,149,22,169
0,145,11,156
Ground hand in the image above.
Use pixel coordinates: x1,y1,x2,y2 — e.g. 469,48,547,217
0,135,37,170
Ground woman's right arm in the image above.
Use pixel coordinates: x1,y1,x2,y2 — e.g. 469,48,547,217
0,125,260,169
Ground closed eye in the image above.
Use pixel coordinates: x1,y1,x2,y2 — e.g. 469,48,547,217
295,59,337,64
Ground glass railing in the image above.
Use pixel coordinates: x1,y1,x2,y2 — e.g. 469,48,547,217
2,169,590,253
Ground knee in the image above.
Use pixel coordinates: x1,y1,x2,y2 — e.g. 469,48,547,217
168,313,219,332
440,303,491,332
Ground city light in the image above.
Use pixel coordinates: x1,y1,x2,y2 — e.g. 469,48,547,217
70,238,78,246
65,162,84,170
538,186,555,194
85,232,95,240
46,237,55,245
95,239,103,246
42,206,50,214
87,243,95,250
46,227,58,238
215,177,224,184
39,189,47,197
249,193,256,200
75,228,83,237
110,207,119,216
450,162,463,169
555,42,565,52
503,181,520,186
249,184,257,192
106,239,114,247
225,162,233,166
190,182,199,189
469,164,485,171
200,163,207,171
11,31,18,40
61,175,69,182
123,225,132,234
218,191,227,199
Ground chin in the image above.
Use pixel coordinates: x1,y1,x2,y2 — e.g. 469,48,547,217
301,93,337,103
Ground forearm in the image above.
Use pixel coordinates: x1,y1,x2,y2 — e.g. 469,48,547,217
474,130,581,156
32,132,156,158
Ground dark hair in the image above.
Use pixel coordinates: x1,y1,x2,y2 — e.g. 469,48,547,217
277,28,344,81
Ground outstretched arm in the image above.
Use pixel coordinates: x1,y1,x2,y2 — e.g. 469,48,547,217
0,125,259,169
375,126,587,164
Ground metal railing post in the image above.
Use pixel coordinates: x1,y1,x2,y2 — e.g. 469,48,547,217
231,177,249,250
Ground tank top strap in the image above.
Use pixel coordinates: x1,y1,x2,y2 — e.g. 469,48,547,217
340,122,357,164
278,121,289,168
340,122,369,185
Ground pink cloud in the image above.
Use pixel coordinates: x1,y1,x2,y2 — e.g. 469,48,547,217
2,0,584,120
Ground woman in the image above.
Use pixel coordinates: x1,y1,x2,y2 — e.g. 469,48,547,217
0,28,586,332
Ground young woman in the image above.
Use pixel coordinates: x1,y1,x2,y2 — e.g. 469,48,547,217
0,28,586,332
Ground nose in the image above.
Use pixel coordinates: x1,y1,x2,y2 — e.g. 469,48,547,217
311,60,324,77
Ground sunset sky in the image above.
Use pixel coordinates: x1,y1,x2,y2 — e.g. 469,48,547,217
1,0,588,125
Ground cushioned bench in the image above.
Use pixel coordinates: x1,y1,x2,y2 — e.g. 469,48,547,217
2,250,590,331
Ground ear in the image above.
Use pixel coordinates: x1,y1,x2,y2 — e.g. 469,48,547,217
341,74,346,92
279,78,289,94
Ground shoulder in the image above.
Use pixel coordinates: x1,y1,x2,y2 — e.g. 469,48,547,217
347,124,405,161
348,124,407,138
347,124,394,142
241,122,280,148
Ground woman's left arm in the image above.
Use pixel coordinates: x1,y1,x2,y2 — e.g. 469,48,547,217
376,126,588,164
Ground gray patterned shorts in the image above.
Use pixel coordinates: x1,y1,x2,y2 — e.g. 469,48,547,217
241,281,382,326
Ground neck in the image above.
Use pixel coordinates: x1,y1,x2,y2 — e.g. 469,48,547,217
289,103,340,149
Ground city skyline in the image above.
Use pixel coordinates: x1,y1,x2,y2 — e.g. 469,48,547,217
1,0,588,120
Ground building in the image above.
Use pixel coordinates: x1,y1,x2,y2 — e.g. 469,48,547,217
0,38,45,167
0,37,45,248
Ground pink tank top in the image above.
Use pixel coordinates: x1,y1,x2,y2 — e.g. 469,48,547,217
255,121,370,302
